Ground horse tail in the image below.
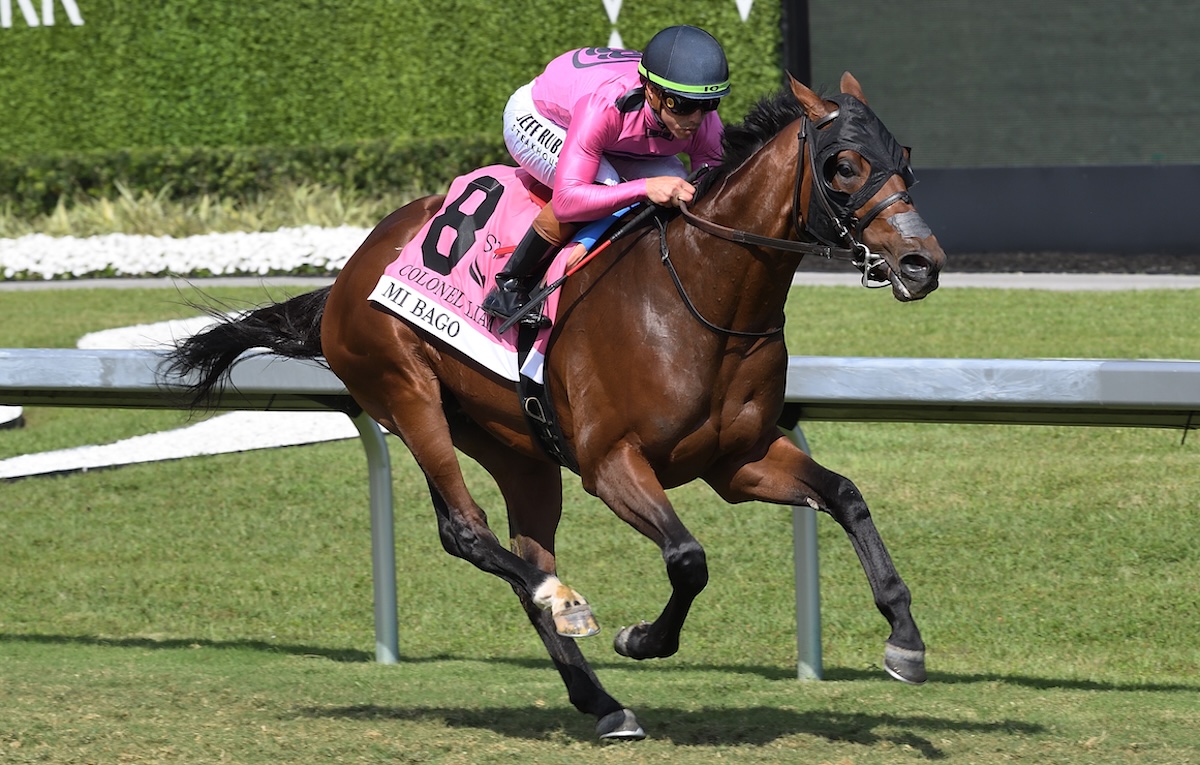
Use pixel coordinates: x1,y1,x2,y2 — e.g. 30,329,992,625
164,286,331,407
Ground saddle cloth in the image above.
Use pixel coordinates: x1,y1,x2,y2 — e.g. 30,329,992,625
368,165,573,383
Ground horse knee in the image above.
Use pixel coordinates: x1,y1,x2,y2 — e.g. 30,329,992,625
435,512,491,562
664,540,708,593
435,513,467,559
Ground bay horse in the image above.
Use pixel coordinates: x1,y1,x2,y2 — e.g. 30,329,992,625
166,73,944,741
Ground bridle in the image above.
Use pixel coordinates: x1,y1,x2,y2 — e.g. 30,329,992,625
654,93,918,338
676,94,916,291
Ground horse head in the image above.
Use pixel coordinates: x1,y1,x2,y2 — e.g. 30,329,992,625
791,72,945,301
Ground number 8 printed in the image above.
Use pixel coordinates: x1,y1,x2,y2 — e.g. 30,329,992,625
420,175,505,276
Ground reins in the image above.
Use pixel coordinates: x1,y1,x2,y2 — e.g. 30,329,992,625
674,110,867,265
653,214,787,339
656,107,904,339
676,200,864,263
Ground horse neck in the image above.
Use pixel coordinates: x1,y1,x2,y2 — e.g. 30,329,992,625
678,121,806,326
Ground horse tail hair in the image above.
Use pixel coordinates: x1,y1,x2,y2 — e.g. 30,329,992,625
163,286,332,408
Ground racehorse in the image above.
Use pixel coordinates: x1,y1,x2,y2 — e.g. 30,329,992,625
165,73,945,741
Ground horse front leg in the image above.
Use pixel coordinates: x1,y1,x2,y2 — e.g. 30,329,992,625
590,444,709,662
707,432,927,684
505,496,643,739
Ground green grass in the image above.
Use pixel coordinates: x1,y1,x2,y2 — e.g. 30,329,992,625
2,285,1200,763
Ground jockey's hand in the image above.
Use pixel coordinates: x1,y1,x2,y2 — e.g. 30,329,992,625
645,176,695,208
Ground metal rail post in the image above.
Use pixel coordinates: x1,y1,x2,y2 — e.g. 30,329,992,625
783,425,823,680
350,409,398,664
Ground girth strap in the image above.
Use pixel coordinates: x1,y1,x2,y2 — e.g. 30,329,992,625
515,322,580,472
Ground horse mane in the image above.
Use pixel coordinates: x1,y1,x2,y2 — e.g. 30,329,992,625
696,87,806,197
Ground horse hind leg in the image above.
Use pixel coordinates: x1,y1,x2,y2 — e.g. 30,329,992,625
423,474,597,638
450,423,645,740
413,435,650,742
337,347,565,626
422,454,648,737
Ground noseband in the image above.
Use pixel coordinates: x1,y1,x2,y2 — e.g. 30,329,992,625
678,92,916,289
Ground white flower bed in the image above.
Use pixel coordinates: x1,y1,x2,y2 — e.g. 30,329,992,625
0,225,373,280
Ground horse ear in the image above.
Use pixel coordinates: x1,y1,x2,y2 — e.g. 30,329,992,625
840,71,868,104
788,72,834,122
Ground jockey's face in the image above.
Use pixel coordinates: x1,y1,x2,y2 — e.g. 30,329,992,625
647,86,717,141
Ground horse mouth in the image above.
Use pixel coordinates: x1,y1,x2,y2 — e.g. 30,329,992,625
881,251,941,301
892,272,939,301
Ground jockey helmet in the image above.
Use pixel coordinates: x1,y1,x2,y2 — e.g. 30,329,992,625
638,25,730,100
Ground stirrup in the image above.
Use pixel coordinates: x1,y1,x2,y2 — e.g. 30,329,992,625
482,285,550,330
512,305,551,330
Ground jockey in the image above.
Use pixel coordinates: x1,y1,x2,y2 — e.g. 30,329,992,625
482,25,730,327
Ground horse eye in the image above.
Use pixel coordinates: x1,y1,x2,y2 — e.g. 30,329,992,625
823,157,855,185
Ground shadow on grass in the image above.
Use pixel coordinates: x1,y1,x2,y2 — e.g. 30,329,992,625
6,632,1198,696
296,702,1040,754
822,666,1200,693
0,632,373,663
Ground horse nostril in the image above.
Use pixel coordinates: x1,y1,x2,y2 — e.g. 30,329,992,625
899,253,933,281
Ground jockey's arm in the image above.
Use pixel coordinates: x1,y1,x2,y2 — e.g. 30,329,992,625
550,110,649,222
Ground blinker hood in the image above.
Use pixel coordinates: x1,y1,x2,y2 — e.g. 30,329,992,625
805,93,914,246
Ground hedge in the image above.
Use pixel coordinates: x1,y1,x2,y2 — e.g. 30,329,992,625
1,2,782,155
0,135,510,217
2,1,783,212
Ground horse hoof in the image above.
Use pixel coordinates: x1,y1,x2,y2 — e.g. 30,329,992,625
596,708,646,741
553,603,600,638
884,643,927,685
613,622,649,659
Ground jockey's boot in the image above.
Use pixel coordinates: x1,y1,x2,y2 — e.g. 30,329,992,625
482,226,555,329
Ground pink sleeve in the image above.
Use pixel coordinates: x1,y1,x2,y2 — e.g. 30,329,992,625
551,99,649,222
